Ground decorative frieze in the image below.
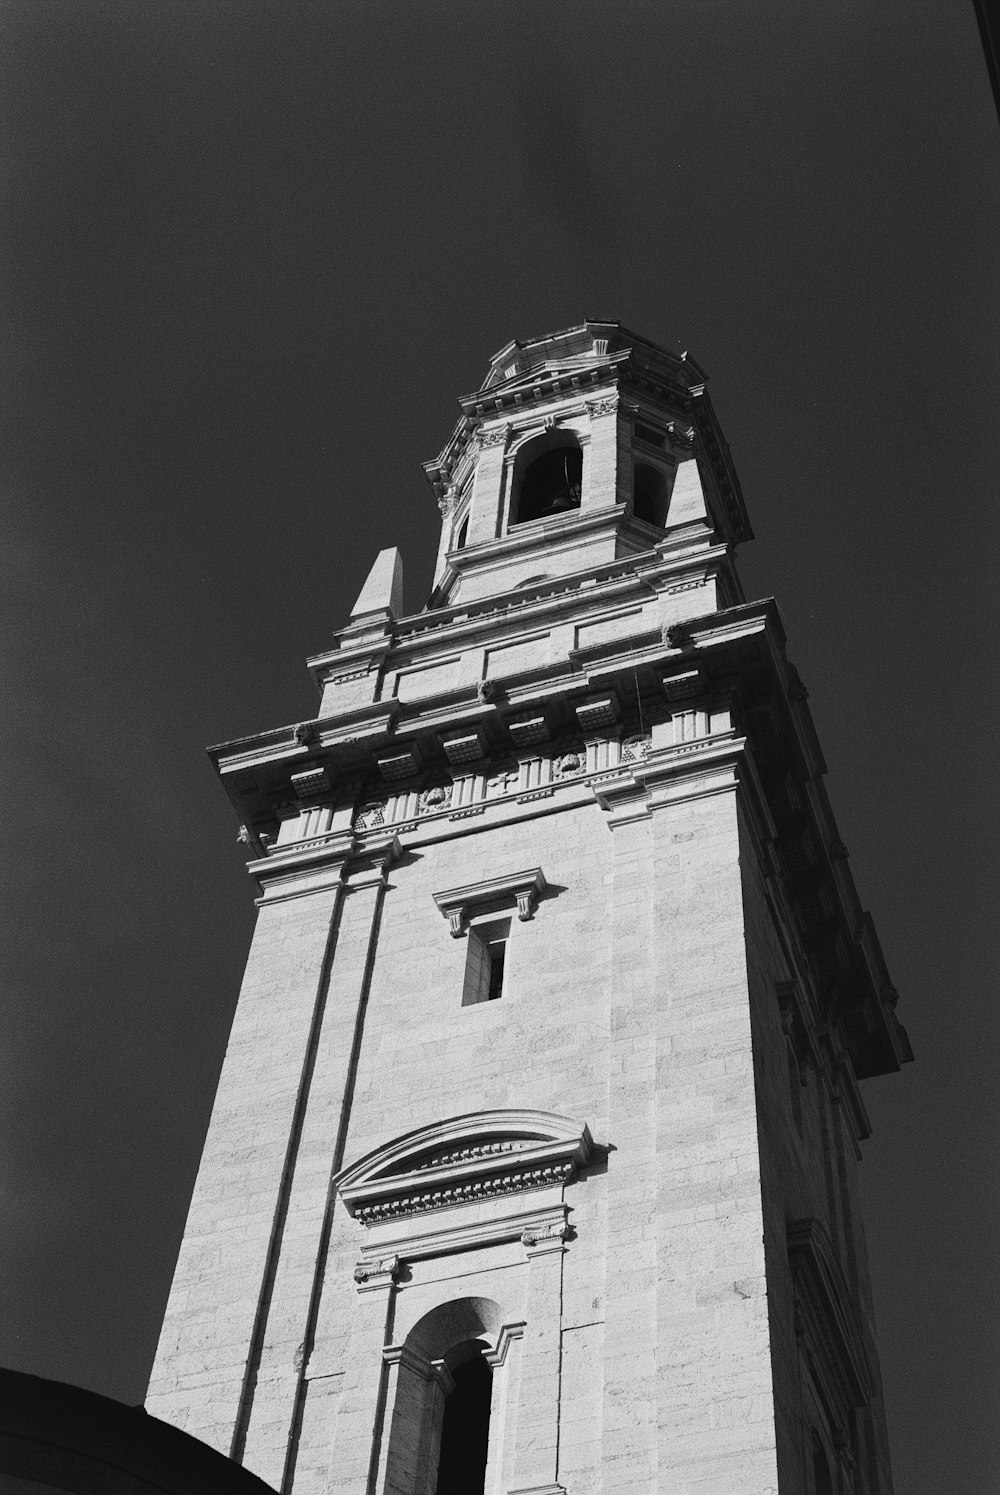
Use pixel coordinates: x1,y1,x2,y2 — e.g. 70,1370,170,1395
486,767,521,797
418,783,453,814
355,1160,575,1224
620,734,651,764
552,750,584,778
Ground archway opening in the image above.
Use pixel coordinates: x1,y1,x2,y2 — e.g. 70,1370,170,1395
512,441,582,525
435,1341,492,1495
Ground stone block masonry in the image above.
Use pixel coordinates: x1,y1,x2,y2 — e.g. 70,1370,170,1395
149,322,910,1495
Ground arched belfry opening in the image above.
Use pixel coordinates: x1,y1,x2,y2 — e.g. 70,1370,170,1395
435,1341,493,1495
632,461,670,527
510,432,583,526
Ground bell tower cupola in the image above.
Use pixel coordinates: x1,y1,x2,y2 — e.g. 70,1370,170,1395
423,320,752,607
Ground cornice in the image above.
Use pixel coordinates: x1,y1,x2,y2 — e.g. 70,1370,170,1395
211,603,777,789
301,543,741,701
214,591,908,1080
424,323,710,496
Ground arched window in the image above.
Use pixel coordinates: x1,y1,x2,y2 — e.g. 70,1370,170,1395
379,1298,503,1495
456,514,469,549
435,1341,493,1495
632,462,670,527
509,435,583,526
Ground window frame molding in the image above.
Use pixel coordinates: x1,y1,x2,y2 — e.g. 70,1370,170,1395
433,867,547,937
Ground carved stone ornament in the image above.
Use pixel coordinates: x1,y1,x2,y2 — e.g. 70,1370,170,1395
353,800,387,832
353,1255,402,1291
620,734,651,764
419,783,453,814
437,483,461,517
586,395,619,419
663,620,693,648
479,424,510,449
486,767,521,798
553,751,583,778
521,1221,570,1250
334,1109,593,1226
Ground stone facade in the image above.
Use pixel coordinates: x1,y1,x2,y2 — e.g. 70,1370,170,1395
147,322,911,1495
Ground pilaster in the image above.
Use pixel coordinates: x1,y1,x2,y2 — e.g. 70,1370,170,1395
507,1226,570,1495
468,426,509,546
325,1258,402,1495
601,812,657,1495
146,850,351,1455
240,836,400,1488
649,773,781,1494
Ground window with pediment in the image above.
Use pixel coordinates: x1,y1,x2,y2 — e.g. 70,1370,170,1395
335,1109,592,1227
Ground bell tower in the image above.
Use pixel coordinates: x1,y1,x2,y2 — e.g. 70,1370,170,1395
148,323,911,1495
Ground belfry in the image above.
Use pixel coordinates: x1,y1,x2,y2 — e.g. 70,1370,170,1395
148,323,911,1495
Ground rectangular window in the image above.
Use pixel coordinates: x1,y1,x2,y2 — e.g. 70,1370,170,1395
462,917,511,1006
486,941,506,1002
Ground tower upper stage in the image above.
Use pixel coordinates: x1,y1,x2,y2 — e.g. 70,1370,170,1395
211,322,911,1085
423,321,750,608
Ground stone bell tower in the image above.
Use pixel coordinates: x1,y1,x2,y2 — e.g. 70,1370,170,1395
147,322,912,1495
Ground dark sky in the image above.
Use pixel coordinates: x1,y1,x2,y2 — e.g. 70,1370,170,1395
2,3,998,1491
